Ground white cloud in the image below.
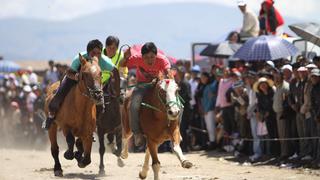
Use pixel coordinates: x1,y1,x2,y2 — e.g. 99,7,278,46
0,0,319,21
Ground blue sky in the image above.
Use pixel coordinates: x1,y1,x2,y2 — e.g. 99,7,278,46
1,0,320,22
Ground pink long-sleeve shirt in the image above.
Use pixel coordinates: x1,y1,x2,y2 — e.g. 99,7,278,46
215,78,234,108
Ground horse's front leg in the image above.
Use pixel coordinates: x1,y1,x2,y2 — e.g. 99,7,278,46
97,128,106,175
64,131,75,160
171,126,193,169
139,147,150,179
49,123,63,176
120,135,130,159
74,138,84,164
78,135,92,168
115,129,125,167
148,140,161,180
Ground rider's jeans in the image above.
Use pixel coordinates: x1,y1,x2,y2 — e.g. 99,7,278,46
130,86,148,134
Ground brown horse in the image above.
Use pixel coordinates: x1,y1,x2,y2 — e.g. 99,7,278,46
45,55,104,176
96,76,126,175
121,74,193,180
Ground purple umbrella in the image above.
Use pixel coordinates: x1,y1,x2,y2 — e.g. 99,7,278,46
233,35,298,61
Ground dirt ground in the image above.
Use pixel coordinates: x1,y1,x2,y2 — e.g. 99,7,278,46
1,147,320,180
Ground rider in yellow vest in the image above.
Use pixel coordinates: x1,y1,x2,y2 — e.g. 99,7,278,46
101,36,128,85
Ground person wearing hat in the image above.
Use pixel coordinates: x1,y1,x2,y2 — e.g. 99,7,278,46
174,66,192,152
294,66,313,160
310,68,320,167
254,77,280,156
281,64,293,83
237,0,260,39
26,66,38,87
273,70,291,162
23,85,37,123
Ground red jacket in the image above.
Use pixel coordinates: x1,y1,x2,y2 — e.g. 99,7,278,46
259,0,284,34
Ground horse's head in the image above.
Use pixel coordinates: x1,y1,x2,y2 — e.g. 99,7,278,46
156,71,182,120
79,54,104,105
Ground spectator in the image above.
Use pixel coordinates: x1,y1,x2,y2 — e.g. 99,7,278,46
227,80,251,155
237,0,260,39
215,68,237,136
175,66,192,152
23,85,37,122
259,0,284,35
43,60,59,88
273,70,290,162
295,67,313,160
26,66,38,86
244,71,262,161
313,56,320,69
189,65,201,107
281,64,293,83
287,63,301,159
254,77,279,156
200,72,218,150
310,68,320,168
226,31,241,44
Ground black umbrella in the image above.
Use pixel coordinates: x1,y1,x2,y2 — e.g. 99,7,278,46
200,42,241,58
289,22,320,46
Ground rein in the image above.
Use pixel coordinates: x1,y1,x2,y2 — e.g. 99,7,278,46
140,81,184,117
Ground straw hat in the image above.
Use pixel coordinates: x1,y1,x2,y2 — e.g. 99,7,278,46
253,77,274,92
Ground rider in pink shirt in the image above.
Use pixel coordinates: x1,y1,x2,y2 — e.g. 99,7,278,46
121,42,171,145
126,52,170,83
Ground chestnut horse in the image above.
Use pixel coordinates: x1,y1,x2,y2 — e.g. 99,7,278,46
45,55,104,176
121,75,193,180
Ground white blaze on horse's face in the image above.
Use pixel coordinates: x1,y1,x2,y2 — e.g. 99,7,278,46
159,79,181,120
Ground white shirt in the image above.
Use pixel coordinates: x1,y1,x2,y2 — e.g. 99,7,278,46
241,8,260,37
45,69,59,85
246,85,257,119
29,72,38,85
26,92,37,112
189,78,199,106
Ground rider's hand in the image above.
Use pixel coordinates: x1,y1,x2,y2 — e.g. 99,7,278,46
124,47,131,60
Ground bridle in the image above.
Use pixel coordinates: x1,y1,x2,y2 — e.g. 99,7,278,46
78,64,103,101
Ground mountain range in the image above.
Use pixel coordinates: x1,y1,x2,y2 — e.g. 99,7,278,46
0,2,299,60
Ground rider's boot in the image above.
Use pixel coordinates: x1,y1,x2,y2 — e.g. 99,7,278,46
42,76,77,130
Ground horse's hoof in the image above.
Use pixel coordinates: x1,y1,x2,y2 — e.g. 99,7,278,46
120,152,128,159
139,172,147,179
74,151,82,163
64,150,74,160
78,162,86,168
54,170,63,177
99,169,105,176
117,157,125,167
182,160,193,169
78,159,91,168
